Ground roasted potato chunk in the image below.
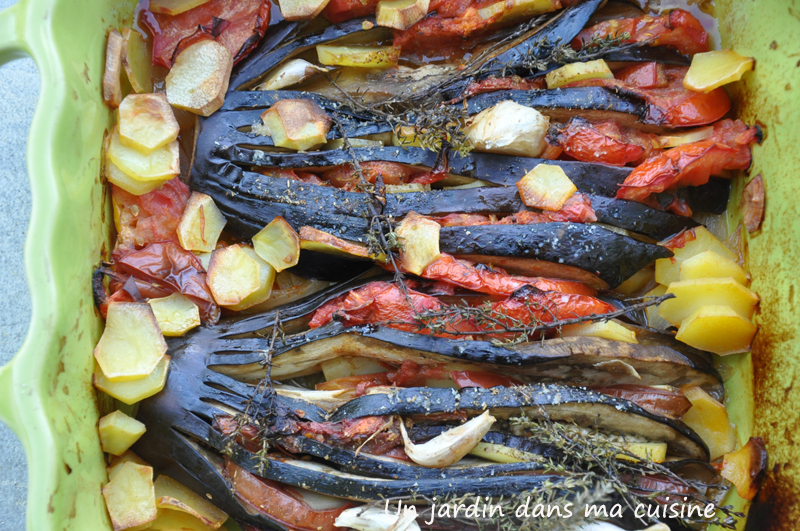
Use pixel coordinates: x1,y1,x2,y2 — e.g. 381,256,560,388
252,216,301,272
259,99,332,151
396,212,441,275
166,40,233,117
278,0,331,20
680,386,736,460
103,29,127,108
107,126,180,182
93,302,167,382
118,93,180,154
149,293,201,337
516,163,577,211
94,356,170,406
177,192,228,253
376,0,430,30
683,49,754,93
99,410,147,456
675,305,757,355
102,463,157,531
154,475,228,528
545,59,613,89
658,277,759,326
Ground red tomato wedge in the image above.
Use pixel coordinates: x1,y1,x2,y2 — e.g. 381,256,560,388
549,118,658,167
572,9,709,56
224,460,352,531
112,177,190,249
144,0,270,68
451,370,523,388
322,0,380,23
591,384,692,418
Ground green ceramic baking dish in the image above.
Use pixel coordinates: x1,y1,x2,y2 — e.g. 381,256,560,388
0,0,797,529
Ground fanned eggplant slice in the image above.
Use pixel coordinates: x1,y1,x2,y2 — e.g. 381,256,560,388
203,321,722,398
439,223,671,288
326,385,709,460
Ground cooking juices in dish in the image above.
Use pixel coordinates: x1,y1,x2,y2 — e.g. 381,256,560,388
93,0,767,530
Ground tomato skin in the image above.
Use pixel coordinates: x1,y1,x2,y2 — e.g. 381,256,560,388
550,118,648,167
225,460,352,531
498,194,598,224
112,177,190,249
145,0,270,68
451,370,523,388
617,120,759,203
615,62,669,89
572,9,708,56
490,287,617,326
322,162,420,188
112,242,221,323
322,0,380,23
463,76,545,98
420,253,597,296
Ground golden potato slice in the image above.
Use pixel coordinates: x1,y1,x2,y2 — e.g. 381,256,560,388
103,29,126,108
260,99,332,151
683,49,754,93
658,277,759,326
118,93,180,154
166,40,233,117
107,451,149,481
154,476,228,528
227,247,276,311
207,245,261,306
177,192,228,252
252,216,300,272
107,126,180,182
618,442,667,463
149,294,201,337
99,410,147,456
106,157,171,196
655,226,737,285
150,509,217,531
720,437,767,501
614,266,654,295
516,163,576,211
279,0,331,20
102,463,157,531
680,386,736,460
149,0,211,15
395,212,441,275
94,302,168,382
545,59,613,89
94,356,170,406
675,305,757,355
316,45,401,68
121,28,160,94
656,126,713,148
470,442,541,463
560,320,637,344
679,250,749,286
376,0,430,30
195,252,212,271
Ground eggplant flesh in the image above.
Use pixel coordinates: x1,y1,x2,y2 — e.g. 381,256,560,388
326,385,708,460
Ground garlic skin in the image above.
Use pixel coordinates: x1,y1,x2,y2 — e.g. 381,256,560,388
400,410,496,468
335,506,421,531
464,100,549,158
256,59,327,91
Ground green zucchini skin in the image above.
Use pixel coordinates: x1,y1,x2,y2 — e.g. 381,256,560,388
327,385,709,460
439,223,670,287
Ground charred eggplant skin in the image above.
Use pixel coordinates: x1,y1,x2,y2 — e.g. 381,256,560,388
327,384,709,460
439,223,671,288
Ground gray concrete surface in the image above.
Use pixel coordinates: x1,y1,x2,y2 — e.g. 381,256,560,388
0,0,36,527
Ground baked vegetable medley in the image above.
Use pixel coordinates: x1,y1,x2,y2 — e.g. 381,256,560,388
93,0,767,529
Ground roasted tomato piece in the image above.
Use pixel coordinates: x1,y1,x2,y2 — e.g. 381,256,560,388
490,285,617,328
419,253,597,296
387,361,450,386
462,76,545,98
224,460,352,531
112,242,220,323
617,119,759,203
322,0,380,23
572,9,709,56
498,194,598,223
112,177,190,249
451,370,523,388
322,162,420,189
549,118,659,167
615,62,669,89
144,0,270,68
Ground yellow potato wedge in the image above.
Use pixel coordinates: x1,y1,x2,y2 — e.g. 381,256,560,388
107,451,149,481
150,509,217,531
680,386,736,460
316,45,401,68
94,356,170,406
470,442,541,463
154,476,228,528
614,266,654,295
397,212,441,275
206,245,262,307
278,0,331,20
260,99,332,151
103,29,127,108
720,437,767,501
106,157,172,196
107,126,180,182
516,163,576,211
545,59,613,89
656,126,714,148
149,0,212,15
656,226,738,285
683,49,754,93
177,192,228,252
227,247,276,311
675,305,757,355
102,463,157,531
560,320,638,344
99,410,147,456
118,93,180,154
252,216,301,272
679,250,748,286
618,442,668,463
94,302,168,382
376,0,430,30
149,293,201,337
658,277,759,326
166,40,233,117
644,284,673,331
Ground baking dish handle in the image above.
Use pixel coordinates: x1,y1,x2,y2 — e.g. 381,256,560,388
0,1,29,438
